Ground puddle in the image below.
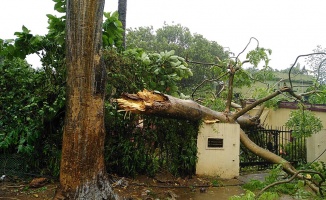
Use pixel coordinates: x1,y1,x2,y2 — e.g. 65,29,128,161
175,186,244,200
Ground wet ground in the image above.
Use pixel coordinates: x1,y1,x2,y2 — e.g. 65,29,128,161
114,171,288,200
0,172,296,199
172,178,245,200
167,172,295,200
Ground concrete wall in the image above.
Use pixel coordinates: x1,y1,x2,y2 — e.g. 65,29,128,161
306,129,326,163
196,123,240,179
249,106,326,128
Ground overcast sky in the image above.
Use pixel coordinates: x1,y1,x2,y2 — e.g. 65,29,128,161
1,0,325,70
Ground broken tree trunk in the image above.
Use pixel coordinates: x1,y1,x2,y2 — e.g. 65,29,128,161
117,89,320,194
117,89,259,127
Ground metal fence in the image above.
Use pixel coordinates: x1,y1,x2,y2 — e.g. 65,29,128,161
0,152,36,178
240,126,306,170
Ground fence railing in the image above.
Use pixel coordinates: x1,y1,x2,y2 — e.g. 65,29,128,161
240,126,306,170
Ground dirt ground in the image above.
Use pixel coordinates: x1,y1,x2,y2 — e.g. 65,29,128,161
0,178,57,200
0,171,248,200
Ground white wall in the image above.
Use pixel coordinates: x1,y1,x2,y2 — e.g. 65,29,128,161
196,123,240,179
307,129,326,163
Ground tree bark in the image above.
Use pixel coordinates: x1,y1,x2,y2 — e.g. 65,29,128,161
117,89,259,127
117,89,320,193
54,0,118,199
118,0,127,49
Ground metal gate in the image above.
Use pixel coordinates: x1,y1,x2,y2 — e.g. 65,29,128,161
240,126,306,170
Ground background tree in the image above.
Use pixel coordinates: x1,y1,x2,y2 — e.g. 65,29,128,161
280,63,304,74
305,45,326,84
126,24,229,91
118,0,127,49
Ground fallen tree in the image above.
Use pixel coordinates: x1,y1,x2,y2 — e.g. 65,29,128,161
116,40,326,195
117,88,323,194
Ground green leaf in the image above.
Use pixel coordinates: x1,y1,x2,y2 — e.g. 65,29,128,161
111,11,119,19
103,12,111,18
22,25,30,33
153,68,160,75
177,65,187,70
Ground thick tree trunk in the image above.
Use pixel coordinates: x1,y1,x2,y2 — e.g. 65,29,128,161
117,89,259,127
117,89,320,193
54,0,118,199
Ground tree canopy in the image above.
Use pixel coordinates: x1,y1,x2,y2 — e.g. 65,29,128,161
126,23,230,90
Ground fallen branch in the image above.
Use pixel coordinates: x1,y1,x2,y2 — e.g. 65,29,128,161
256,170,325,198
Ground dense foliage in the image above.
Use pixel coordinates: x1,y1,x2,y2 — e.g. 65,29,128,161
0,58,43,154
103,48,197,177
104,48,192,95
306,84,326,104
0,0,67,175
105,113,199,177
285,104,323,138
126,24,230,93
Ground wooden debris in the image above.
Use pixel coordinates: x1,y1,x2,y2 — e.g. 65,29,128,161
29,177,48,188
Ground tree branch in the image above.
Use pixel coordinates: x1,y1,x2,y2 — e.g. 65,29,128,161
249,104,265,122
288,52,326,88
191,72,228,100
185,59,223,67
225,66,235,113
300,90,324,97
231,87,291,121
235,37,259,66
256,170,325,198
316,58,326,84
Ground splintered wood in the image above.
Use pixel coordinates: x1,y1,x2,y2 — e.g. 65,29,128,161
117,89,167,113
116,89,225,122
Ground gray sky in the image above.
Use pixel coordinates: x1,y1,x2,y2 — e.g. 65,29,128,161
1,0,325,70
